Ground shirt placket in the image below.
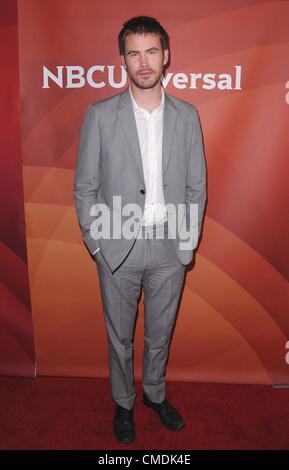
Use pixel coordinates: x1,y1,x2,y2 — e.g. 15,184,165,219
148,113,154,222
132,94,164,226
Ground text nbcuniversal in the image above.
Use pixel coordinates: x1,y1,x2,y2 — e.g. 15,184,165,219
42,65,242,90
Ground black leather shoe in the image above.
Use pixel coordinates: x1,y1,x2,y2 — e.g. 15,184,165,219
113,404,135,444
143,393,185,431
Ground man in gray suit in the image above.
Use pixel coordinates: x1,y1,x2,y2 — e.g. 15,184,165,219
74,16,207,444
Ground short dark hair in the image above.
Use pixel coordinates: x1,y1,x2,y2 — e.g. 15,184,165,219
118,15,170,56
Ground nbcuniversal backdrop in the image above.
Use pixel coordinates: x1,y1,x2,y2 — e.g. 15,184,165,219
1,0,289,385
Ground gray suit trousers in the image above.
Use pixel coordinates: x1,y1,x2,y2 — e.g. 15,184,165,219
95,220,186,410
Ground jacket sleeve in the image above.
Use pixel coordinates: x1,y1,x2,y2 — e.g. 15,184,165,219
185,107,207,249
73,104,101,256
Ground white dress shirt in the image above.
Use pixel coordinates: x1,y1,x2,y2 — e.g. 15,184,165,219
129,84,168,227
93,85,168,255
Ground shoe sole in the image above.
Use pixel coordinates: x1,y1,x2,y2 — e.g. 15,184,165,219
113,430,135,444
115,436,135,444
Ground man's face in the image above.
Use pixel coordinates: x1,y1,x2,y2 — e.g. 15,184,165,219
121,33,169,90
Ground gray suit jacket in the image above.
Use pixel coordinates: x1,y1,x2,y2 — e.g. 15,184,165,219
74,86,207,273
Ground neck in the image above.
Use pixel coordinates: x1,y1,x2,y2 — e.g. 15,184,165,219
130,82,163,112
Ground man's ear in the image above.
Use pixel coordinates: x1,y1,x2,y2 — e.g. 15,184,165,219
120,54,127,69
163,49,169,67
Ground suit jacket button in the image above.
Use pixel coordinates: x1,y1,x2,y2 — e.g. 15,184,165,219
140,189,146,194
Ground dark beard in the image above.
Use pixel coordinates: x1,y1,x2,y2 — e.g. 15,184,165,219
129,70,163,90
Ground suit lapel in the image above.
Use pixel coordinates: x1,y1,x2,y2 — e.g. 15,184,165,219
117,88,145,184
116,86,178,187
162,94,178,183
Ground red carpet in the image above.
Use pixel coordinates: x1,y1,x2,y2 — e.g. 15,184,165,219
0,377,288,450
